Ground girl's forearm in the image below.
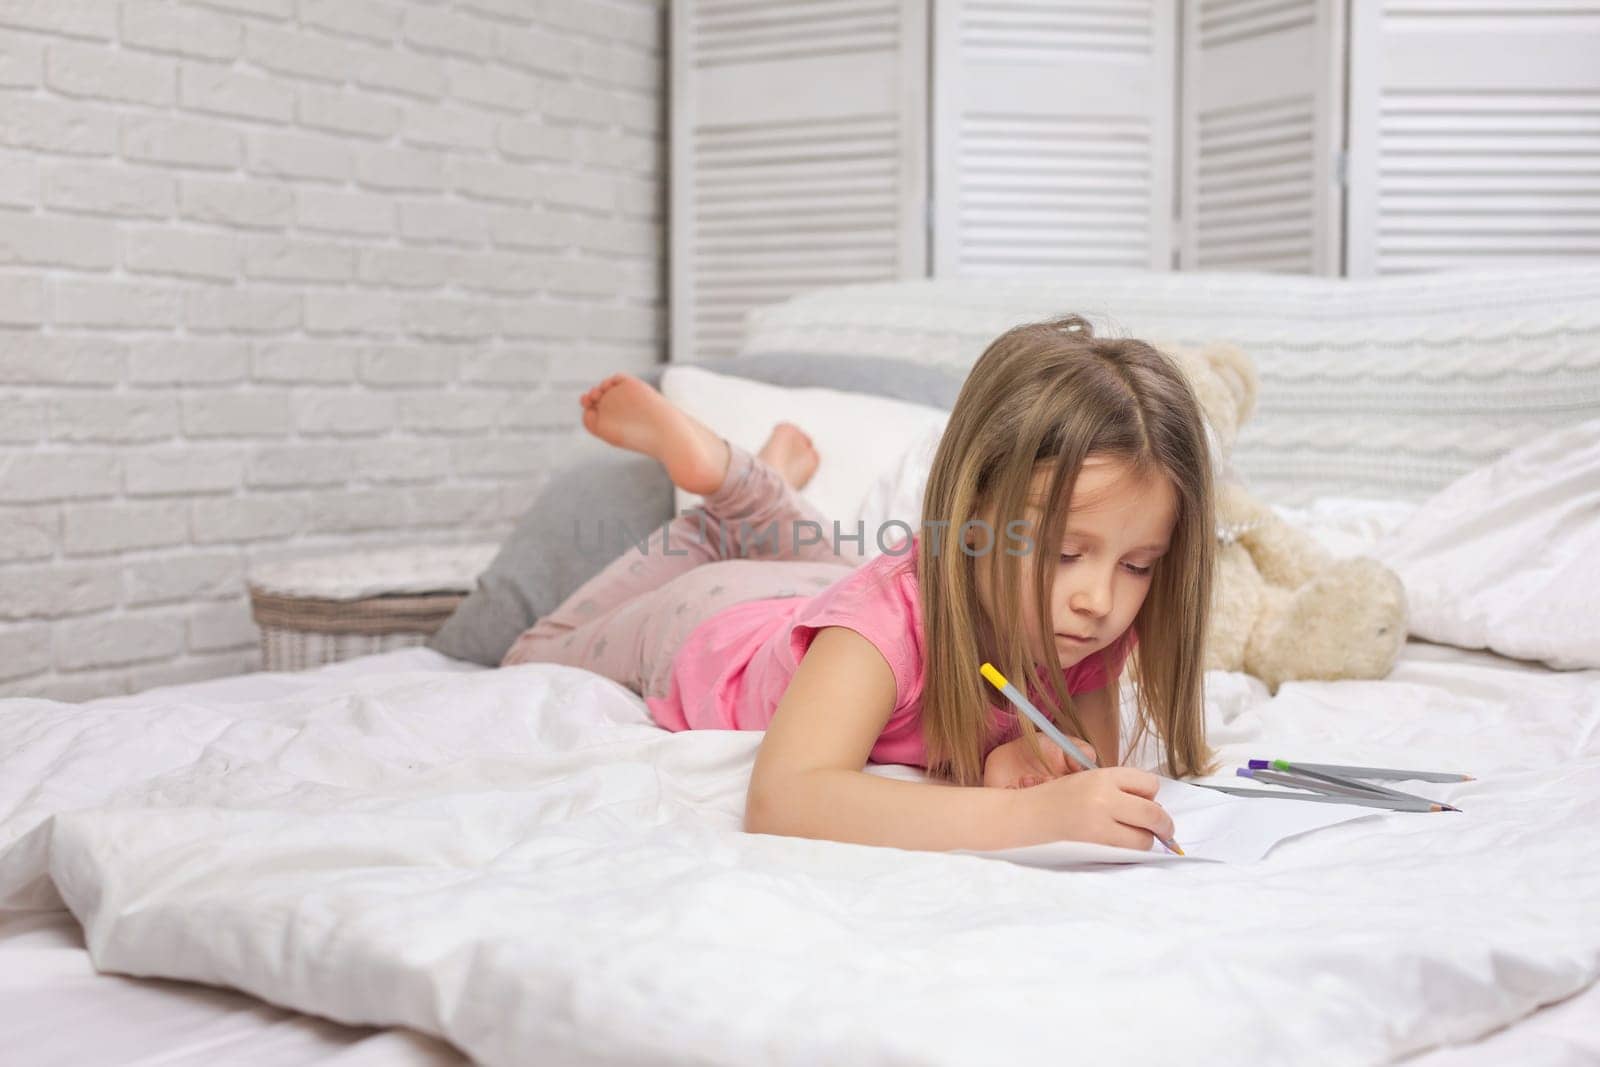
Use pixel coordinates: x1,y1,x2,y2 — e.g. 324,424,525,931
745,768,1035,852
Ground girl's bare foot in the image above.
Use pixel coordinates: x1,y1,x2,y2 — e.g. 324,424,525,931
757,422,819,490
579,373,731,495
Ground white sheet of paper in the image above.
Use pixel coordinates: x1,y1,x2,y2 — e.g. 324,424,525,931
951,777,1379,867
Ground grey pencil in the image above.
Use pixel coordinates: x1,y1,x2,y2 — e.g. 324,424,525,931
1240,767,1393,799
1193,783,1447,813
1267,760,1460,812
1250,760,1472,784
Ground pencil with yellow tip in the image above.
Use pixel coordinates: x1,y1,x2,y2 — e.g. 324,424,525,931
979,661,1184,856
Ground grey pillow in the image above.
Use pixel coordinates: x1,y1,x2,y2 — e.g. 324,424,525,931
427,353,966,666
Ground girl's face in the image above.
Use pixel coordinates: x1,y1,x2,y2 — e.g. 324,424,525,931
969,455,1177,669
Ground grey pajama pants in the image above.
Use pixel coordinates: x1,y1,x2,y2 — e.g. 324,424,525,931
500,439,863,700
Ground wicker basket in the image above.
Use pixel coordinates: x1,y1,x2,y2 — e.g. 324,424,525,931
247,544,498,671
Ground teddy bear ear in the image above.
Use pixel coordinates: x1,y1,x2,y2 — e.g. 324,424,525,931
1150,339,1206,394
1201,342,1260,425
1148,341,1246,487
1202,415,1244,491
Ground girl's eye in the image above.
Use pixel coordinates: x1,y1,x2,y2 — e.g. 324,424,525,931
1059,553,1153,577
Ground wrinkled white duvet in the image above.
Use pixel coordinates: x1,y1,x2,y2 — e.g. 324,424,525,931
2,642,1599,1067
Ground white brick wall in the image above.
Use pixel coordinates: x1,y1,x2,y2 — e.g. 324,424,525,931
0,0,666,700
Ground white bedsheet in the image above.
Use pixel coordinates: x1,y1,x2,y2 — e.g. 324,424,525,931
0,648,474,1067
0,910,462,1067
3,634,1599,1066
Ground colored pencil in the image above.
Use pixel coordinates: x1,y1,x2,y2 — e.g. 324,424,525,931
1239,767,1392,799
1248,759,1472,784
1265,759,1461,812
978,662,1185,856
1193,783,1448,813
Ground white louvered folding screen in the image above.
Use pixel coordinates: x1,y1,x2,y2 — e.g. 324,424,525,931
931,0,1178,276
1346,1,1600,275
673,1,1600,342
669,0,929,361
1179,0,1346,273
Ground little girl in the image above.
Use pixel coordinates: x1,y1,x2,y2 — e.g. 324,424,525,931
501,315,1218,854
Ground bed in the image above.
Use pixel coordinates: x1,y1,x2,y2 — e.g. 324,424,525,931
4,267,1599,1066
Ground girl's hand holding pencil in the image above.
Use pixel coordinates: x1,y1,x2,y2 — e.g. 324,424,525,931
1014,767,1178,853
979,662,1183,854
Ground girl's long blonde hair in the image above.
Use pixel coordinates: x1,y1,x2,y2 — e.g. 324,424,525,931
916,314,1218,786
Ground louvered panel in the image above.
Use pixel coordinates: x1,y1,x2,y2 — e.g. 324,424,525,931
1198,0,1315,49
698,160,896,191
1193,95,1317,271
695,204,899,237
1179,1,1341,274
689,115,902,358
960,0,1152,56
692,0,899,68
1347,3,1600,274
671,0,925,362
957,113,1152,272
934,0,1175,276
1374,90,1600,273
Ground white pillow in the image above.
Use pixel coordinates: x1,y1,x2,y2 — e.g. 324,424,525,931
854,422,945,562
659,365,950,543
1370,416,1600,670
